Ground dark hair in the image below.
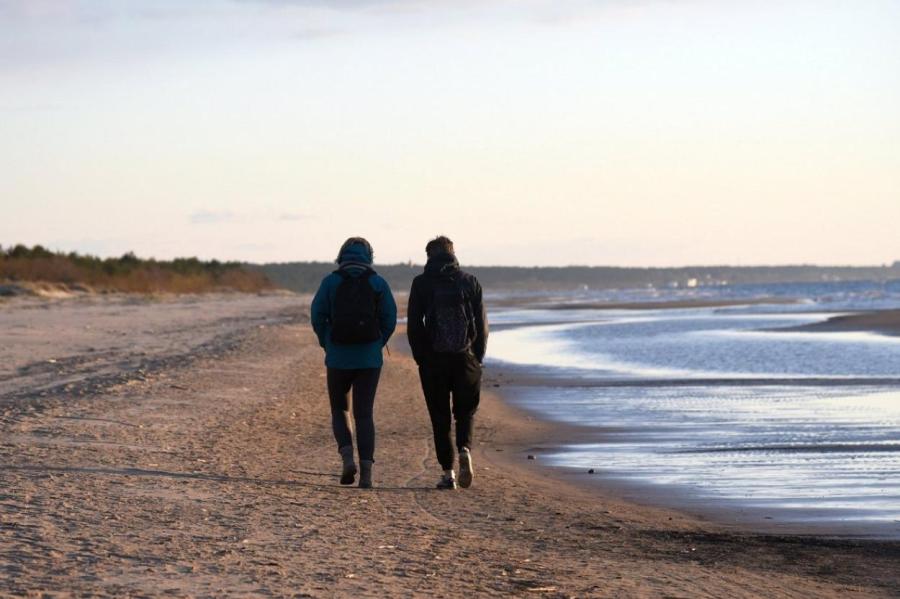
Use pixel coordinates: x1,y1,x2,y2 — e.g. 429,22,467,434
335,237,374,264
425,235,455,258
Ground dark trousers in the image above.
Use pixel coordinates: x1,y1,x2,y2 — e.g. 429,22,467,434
327,367,381,462
419,353,482,470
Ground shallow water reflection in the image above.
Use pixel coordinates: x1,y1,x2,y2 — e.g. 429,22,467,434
489,297,900,536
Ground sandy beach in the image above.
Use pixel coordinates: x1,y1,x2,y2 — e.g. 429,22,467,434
2,295,899,597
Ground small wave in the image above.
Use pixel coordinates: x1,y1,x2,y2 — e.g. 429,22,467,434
677,443,900,454
708,328,900,345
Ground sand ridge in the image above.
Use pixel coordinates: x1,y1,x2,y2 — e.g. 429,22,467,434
775,309,900,337
1,297,899,597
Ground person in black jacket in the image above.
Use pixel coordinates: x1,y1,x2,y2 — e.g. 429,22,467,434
407,236,488,490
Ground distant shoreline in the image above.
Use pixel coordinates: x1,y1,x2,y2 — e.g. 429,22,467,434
0,281,292,301
257,259,900,294
1,245,274,294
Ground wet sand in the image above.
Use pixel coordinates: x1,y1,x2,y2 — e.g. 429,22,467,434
1,295,899,597
776,309,900,337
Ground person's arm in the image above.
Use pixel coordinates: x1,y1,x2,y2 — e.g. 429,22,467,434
310,276,332,349
470,278,488,363
375,276,397,346
406,277,429,365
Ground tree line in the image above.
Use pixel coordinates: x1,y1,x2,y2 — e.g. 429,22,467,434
5,244,897,295
1,245,273,294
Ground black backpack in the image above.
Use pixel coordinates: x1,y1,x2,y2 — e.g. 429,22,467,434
426,274,474,353
330,270,381,345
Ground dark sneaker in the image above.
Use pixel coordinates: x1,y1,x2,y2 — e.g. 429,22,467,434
458,449,473,489
359,460,373,489
340,463,357,486
436,473,457,490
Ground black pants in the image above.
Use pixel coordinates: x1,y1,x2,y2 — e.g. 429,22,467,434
419,353,482,470
327,367,381,462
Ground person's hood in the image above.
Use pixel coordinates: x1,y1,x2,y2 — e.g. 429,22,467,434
337,243,374,274
424,252,459,277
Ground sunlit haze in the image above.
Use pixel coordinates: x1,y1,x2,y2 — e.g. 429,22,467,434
2,0,898,266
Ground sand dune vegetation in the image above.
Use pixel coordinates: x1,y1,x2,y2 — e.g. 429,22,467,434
0,244,273,295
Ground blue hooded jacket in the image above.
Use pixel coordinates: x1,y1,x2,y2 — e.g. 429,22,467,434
310,243,397,369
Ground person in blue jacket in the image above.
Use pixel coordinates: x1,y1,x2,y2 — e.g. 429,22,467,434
311,237,397,488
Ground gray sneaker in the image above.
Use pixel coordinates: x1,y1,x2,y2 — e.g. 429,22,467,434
458,449,474,489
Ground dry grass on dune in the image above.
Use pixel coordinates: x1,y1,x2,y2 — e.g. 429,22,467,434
0,244,273,294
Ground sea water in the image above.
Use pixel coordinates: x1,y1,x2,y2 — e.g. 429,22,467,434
486,280,900,536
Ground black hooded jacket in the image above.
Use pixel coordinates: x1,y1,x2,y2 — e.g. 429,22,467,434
407,253,488,366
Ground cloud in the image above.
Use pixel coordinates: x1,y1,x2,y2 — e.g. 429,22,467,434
0,103,64,112
229,0,595,22
188,210,310,225
232,0,422,9
0,0,75,20
189,210,238,225
291,25,345,40
231,242,278,251
44,236,133,258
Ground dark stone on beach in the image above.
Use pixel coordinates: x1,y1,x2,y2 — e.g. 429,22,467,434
588,469,595,474
493,384,500,387
527,455,535,460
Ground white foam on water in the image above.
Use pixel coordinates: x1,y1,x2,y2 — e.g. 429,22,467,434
708,328,900,345
489,320,713,378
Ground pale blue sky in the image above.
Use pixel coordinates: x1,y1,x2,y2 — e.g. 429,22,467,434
1,0,898,266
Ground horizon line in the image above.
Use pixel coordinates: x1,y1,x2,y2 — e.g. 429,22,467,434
3,243,898,271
